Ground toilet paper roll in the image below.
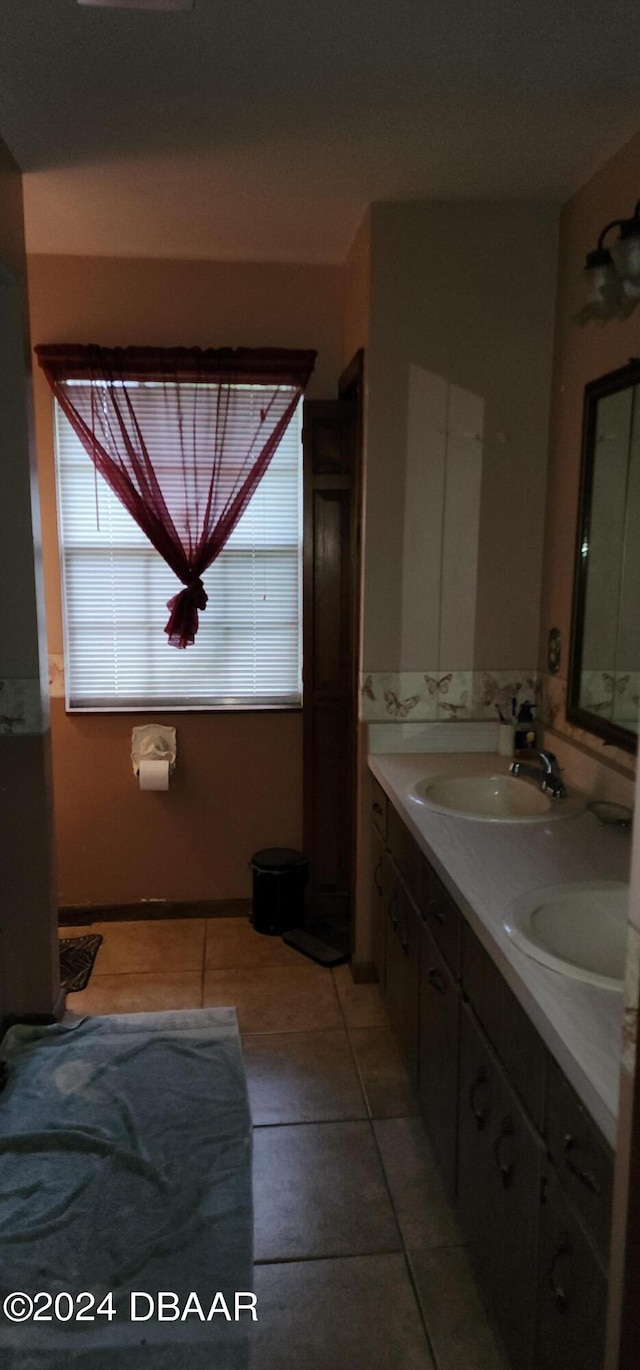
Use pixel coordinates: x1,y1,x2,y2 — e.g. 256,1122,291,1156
138,758,170,791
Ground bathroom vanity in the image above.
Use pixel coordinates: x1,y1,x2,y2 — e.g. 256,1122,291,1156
369,751,628,1370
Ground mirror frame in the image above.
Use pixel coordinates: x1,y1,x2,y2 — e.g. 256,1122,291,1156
568,357,640,754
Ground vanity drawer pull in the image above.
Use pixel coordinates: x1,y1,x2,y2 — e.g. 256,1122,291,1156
372,801,384,816
548,1233,570,1312
427,898,446,925
493,1115,516,1188
469,1066,490,1130
426,967,447,994
563,1135,602,1195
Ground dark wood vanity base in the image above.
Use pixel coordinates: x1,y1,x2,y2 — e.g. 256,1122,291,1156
370,772,613,1370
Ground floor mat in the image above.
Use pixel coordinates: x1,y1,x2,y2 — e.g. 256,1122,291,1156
59,933,103,993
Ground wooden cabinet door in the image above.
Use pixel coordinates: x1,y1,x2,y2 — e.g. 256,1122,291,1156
384,865,419,1088
418,918,460,1198
371,826,386,990
536,1167,607,1370
457,1004,543,1370
419,855,462,977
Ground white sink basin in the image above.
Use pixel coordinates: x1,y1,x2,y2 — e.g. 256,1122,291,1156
410,773,583,823
503,882,629,990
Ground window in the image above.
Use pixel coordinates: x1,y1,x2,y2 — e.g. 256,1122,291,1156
54,385,303,711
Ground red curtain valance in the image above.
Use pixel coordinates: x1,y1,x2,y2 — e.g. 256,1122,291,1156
36,344,316,648
36,344,317,387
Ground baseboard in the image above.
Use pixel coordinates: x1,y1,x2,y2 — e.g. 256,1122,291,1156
58,898,252,926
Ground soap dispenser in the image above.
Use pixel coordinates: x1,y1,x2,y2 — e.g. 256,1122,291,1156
514,701,536,751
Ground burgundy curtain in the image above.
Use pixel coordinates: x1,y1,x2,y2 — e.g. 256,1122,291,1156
36,345,316,647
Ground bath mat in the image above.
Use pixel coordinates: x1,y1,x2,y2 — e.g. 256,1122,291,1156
283,919,350,967
59,933,103,993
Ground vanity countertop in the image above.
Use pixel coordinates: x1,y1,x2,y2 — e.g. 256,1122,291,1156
369,750,630,1147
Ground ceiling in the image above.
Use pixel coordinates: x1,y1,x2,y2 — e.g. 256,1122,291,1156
1,0,640,263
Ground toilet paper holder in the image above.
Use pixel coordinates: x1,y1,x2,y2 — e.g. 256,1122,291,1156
131,724,177,779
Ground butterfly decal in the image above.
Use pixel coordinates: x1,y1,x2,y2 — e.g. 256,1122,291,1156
480,675,522,708
362,675,376,701
439,691,469,719
384,690,420,718
424,673,452,696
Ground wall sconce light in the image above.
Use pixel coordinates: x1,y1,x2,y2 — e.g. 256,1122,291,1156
575,199,640,325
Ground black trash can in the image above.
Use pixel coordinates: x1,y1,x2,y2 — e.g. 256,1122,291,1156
250,848,309,936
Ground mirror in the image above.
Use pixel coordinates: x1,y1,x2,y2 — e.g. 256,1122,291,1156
568,360,640,751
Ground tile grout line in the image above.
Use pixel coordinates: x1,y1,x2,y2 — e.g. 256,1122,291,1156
343,1014,376,1123
341,1013,442,1361
251,1115,368,1129
253,1248,405,1267
367,1115,441,1370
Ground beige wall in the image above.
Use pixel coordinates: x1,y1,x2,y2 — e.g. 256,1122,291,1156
0,137,59,1016
362,201,559,674
28,253,345,907
541,130,640,766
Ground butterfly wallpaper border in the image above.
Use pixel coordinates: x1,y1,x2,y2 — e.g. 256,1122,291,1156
360,670,538,722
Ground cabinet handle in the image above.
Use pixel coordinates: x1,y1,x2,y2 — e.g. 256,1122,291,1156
374,857,384,896
373,801,384,816
426,966,447,994
548,1233,570,1312
469,1067,489,1130
388,890,399,928
563,1135,602,1195
427,898,446,925
493,1115,515,1188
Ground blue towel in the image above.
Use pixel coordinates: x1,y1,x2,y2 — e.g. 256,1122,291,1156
0,1009,252,1367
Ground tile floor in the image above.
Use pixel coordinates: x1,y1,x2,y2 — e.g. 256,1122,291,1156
62,916,509,1369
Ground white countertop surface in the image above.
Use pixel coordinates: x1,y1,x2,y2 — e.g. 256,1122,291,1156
369,750,630,1147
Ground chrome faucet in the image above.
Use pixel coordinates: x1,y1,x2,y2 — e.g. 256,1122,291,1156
509,748,567,800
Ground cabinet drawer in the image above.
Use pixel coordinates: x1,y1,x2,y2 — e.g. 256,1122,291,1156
462,923,546,1130
545,1057,613,1266
370,776,388,842
419,857,462,976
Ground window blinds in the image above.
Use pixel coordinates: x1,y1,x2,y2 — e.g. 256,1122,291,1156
54,386,303,710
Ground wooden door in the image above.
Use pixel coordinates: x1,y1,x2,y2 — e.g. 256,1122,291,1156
303,384,360,927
